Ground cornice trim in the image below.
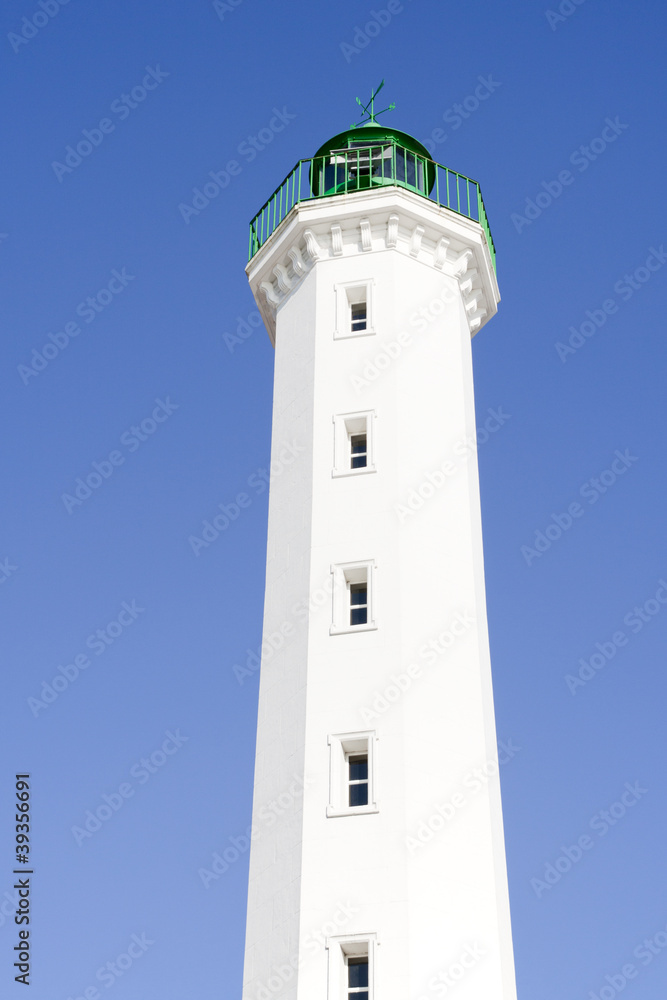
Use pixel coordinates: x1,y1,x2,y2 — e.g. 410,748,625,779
246,189,499,343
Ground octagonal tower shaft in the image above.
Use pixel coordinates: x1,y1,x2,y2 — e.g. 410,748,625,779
241,177,516,1000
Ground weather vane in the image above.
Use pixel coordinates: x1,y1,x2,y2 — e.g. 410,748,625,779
351,79,395,128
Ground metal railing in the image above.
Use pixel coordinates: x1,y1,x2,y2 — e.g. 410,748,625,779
248,141,496,271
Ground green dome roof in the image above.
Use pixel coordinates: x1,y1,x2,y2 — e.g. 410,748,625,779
314,121,432,161
310,121,436,199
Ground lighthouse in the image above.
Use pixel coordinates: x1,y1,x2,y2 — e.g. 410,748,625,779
241,85,517,1000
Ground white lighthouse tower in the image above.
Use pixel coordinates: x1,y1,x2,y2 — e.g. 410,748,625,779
241,86,517,1000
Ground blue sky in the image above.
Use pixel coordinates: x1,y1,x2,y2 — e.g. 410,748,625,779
2,0,667,997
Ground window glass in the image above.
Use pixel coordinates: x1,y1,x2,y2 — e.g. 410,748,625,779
351,433,367,469
349,584,368,626
351,303,367,332
348,752,369,807
349,755,368,782
349,784,368,807
348,956,369,996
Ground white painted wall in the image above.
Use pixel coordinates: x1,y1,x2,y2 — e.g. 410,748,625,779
242,188,516,1000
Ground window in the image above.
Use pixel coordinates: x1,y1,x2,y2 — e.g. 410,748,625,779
327,732,377,817
347,956,369,999
334,281,374,339
350,301,367,333
347,753,368,807
349,583,367,626
332,412,375,478
330,561,376,635
327,934,377,1000
350,433,367,469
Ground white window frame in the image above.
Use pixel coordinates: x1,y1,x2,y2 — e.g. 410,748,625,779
327,933,377,1000
334,280,375,340
332,411,376,478
330,560,377,635
327,731,378,818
